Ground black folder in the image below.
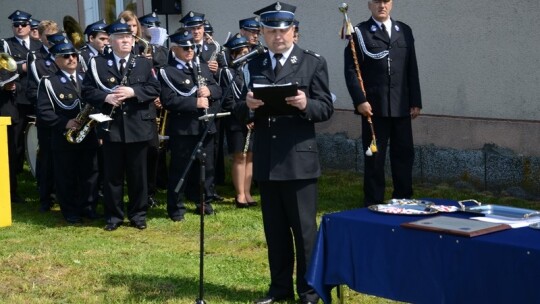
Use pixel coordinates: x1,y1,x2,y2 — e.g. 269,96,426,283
252,83,299,117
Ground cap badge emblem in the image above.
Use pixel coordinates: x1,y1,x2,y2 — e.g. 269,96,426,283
189,12,194,17
275,2,282,10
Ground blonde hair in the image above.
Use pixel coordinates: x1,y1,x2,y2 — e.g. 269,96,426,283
37,20,59,36
118,10,142,37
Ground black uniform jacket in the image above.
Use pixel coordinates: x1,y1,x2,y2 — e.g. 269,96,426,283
81,52,160,143
236,44,334,181
219,65,245,132
36,70,98,150
1,37,42,105
344,18,421,117
26,46,58,105
158,57,222,136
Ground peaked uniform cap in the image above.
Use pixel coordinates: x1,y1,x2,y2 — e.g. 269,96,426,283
253,2,296,29
169,30,194,47
139,12,160,27
84,19,108,35
8,10,32,22
180,11,205,28
50,39,78,56
106,19,132,35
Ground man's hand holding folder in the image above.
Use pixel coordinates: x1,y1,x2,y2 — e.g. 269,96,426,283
247,83,306,116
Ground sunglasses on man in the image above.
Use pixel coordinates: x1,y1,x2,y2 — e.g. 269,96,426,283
13,22,29,28
57,53,78,59
182,45,195,51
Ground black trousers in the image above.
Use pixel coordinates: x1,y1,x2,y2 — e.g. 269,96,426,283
362,116,414,206
36,126,55,207
259,179,319,302
13,104,33,173
6,124,18,195
53,148,98,219
102,141,148,225
167,134,214,219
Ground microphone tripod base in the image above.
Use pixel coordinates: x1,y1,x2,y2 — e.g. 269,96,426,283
195,299,206,304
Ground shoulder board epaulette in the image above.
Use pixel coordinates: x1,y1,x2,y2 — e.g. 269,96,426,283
303,49,321,58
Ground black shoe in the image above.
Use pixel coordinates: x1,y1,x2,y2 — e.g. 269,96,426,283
148,196,158,208
253,295,294,304
130,221,147,230
247,201,258,207
65,216,83,224
104,222,122,231
171,216,185,222
212,193,225,202
235,198,249,209
195,203,214,215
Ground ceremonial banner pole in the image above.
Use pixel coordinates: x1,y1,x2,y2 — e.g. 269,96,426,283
339,3,378,156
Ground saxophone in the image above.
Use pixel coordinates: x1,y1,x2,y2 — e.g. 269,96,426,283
65,103,97,144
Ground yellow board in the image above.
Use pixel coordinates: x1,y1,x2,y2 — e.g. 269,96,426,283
0,116,12,227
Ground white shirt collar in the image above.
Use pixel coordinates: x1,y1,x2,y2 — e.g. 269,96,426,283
15,36,30,48
372,17,392,37
87,44,99,56
269,45,294,67
61,70,78,82
113,53,130,67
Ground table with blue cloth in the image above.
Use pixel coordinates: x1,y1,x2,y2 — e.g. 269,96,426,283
306,199,540,304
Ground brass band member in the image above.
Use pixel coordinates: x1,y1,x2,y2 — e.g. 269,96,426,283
79,20,109,66
0,54,21,203
239,16,261,48
158,30,222,220
29,18,40,40
26,28,65,212
36,40,99,224
82,20,160,231
219,34,256,208
2,10,42,180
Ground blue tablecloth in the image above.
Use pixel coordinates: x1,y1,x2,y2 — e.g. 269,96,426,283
306,199,540,304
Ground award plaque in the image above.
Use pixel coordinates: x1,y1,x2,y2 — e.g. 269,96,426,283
401,215,511,237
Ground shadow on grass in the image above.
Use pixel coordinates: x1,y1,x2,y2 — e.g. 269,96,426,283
106,273,266,303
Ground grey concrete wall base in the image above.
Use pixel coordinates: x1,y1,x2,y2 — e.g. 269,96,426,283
317,134,540,198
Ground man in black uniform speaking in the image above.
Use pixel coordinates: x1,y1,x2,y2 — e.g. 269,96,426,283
235,2,333,303
82,20,160,231
344,0,422,206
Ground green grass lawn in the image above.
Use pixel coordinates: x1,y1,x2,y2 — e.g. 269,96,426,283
1,166,538,303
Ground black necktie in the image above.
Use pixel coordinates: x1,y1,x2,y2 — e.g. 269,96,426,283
70,75,79,93
196,44,202,56
119,58,126,75
21,40,28,50
381,23,390,40
274,53,283,76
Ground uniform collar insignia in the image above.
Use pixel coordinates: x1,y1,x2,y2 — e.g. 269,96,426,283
176,63,183,70
290,55,297,64
394,24,400,32
263,58,268,66
60,77,67,83
78,74,83,80
45,60,51,66
107,59,113,67
370,25,377,33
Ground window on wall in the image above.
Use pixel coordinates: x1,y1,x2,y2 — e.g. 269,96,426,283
83,0,140,25
103,0,139,23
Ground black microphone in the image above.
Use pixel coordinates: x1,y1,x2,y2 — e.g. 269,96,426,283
231,45,265,67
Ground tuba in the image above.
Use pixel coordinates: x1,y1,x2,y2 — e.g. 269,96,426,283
0,52,17,72
65,103,97,144
63,15,85,49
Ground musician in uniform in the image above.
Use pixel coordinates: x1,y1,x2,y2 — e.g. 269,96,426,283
29,19,40,40
27,28,65,212
218,34,256,208
1,10,42,178
235,3,333,303
0,55,21,203
239,17,261,48
344,0,422,206
79,20,109,67
36,40,99,224
82,20,160,231
158,30,222,220
138,11,170,205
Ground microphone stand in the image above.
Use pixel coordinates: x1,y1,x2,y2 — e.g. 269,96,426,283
173,62,239,304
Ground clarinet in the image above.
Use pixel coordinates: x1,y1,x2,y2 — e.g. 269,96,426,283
104,56,137,131
194,56,209,121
